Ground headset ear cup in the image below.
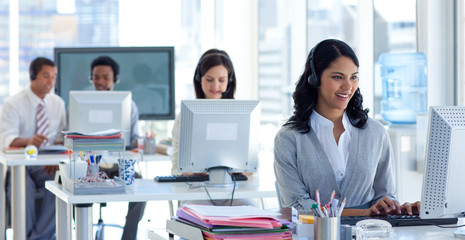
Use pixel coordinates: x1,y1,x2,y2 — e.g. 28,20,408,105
30,74,36,80
307,74,318,87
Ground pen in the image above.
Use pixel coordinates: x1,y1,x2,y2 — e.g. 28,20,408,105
323,204,330,217
329,190,335,205
90,155,94,164
338,198,346,217
312,203,320,217
316,189,321,207
331,199,339,217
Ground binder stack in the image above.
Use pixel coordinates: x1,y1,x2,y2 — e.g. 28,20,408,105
166,204,292,240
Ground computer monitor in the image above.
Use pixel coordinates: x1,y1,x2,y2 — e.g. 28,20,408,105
177,100,260,186
68,91,132,146
420,106,465,218
54,46,175,120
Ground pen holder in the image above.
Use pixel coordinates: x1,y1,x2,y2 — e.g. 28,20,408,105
314,217,340,240
143,137,156,154
87,164,99,176
118,158,136,185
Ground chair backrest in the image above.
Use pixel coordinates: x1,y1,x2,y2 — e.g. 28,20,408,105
275,181,283,208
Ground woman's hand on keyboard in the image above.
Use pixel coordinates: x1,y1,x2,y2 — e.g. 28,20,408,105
368,197,402,216
399,201,421,215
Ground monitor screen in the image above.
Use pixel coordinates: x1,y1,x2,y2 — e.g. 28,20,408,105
178,100,260,185
54,46,175,120
68,91,132,146
420,106,465,219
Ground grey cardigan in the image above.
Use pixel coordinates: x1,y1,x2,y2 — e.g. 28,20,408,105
274,117,396,210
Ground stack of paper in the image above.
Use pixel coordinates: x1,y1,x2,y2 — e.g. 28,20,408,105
63,129,122,139
167,204,292,240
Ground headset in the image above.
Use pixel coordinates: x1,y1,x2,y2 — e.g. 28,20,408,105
89,72,120,84
29,59,39,80
307,42,322,88
194,53,233,83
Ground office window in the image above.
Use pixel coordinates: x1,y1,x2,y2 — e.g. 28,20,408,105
0,1,8,103
307,0,357,49
258,0,292,126
373,0,417,117
3,0,204,140
5,0,119,98
458,1,465,105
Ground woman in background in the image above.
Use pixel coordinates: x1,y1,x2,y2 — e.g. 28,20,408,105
171,48,236,175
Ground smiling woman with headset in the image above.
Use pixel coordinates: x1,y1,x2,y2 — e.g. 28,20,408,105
274,39,420,216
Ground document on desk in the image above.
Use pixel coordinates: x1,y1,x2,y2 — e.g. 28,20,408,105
169,205,292,240
3,147,25,154
185,204,280,217
38,145,69,154
181,204,282,229
62,129,122,139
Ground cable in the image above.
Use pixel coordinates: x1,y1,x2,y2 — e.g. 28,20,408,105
228,170,237,206
435,224,465,228
185,170,238,206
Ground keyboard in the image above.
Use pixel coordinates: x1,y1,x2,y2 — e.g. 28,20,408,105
341,215,458,227
154,174,248,183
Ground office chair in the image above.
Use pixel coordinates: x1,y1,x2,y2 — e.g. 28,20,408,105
275,181,283,209
94,203,124,240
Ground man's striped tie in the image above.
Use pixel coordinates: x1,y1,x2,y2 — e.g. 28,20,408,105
36,103,49,146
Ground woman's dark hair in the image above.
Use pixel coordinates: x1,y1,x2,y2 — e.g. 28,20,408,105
285,39,369,133
193,49,236,99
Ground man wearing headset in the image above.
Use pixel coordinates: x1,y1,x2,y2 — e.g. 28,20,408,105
89,56,145,240
0,57,67,239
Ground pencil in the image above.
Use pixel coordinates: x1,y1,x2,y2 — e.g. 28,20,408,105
338,198,346,217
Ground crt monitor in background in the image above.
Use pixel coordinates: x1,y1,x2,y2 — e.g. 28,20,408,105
178,100,260,185
420,106,465,219
68,91,132,146
54,46,175,120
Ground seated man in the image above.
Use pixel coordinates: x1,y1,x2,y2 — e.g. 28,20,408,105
0,57,67,240
90,56,146,240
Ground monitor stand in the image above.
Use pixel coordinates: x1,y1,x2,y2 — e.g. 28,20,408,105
207,167,233,188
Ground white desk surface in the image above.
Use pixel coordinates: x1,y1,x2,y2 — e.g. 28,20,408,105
0,151,169,164
0,152,69,166
148,221,465,240
392,222,465,239
46,173,276,240
0,151,168,240
45,175,277,204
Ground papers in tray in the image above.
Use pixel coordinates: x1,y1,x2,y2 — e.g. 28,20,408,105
168,204,292,240
63,129,122,139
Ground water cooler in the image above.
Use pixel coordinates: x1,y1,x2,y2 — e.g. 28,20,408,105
379,53,427,203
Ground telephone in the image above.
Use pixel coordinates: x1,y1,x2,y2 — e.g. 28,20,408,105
354,219,394,240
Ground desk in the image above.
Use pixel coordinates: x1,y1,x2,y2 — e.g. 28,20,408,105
0,153,68,240
46,175,276,240
0,151,162,240
149,226,465,240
